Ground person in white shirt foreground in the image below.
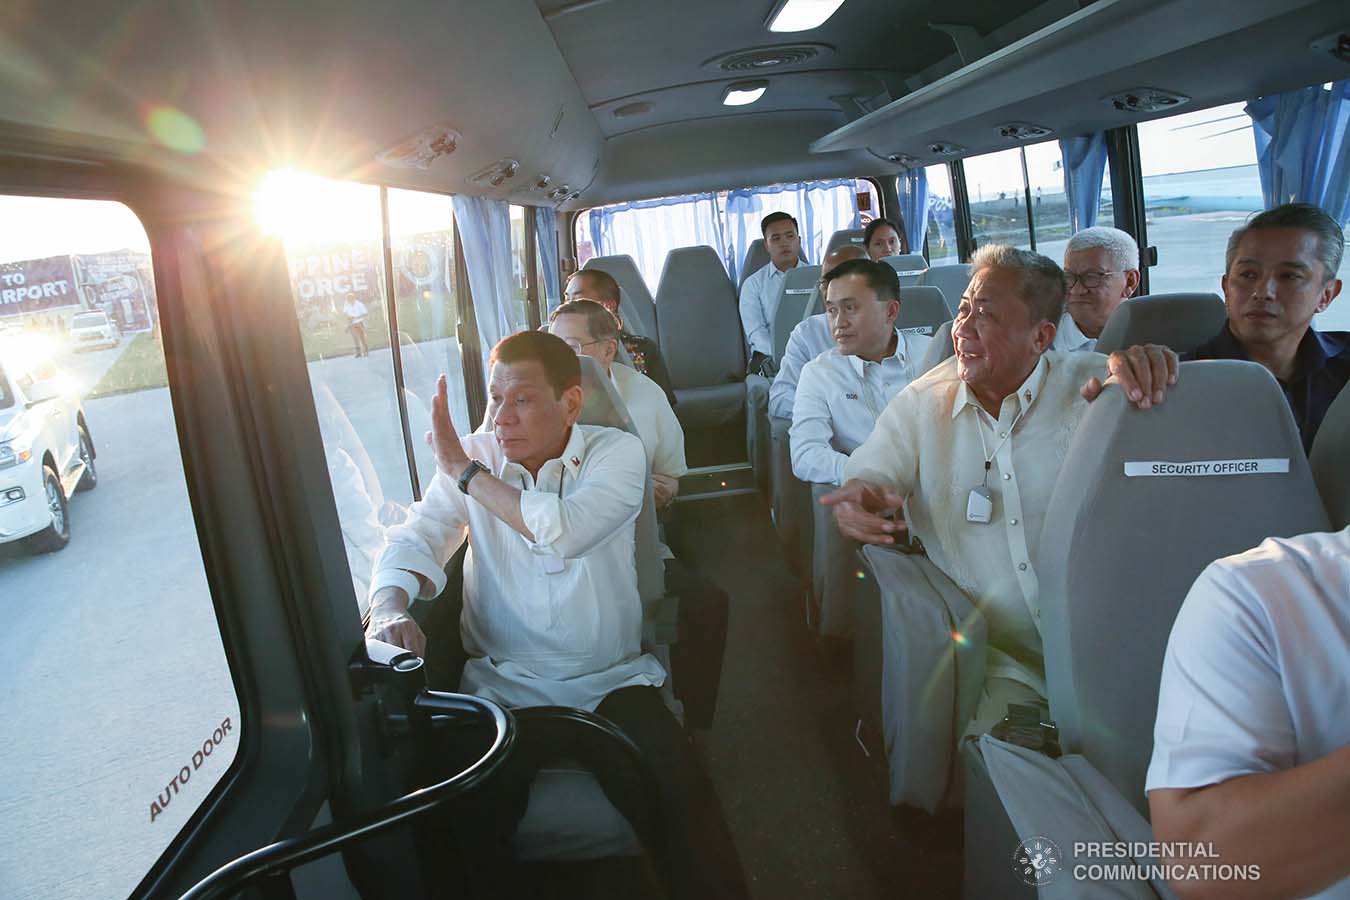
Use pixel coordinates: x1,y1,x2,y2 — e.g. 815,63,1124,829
1146,526,1350,900
1053,225,1141,352
822,244,1178,733
739,210,803,374
791,257,932,485
768,244,866,420
364,331,747,899
548,299,729,728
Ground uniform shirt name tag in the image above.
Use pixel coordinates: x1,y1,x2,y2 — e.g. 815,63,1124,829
1123,458,1290,477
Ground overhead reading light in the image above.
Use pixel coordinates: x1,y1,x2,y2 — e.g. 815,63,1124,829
927,142,965,158
468,158,520,187
1308,29,1350,62
723,80,768,106
1102,88,1191,114
885,152,918,166
765,0,847,32
375,123,460,170
547,185,573,202
531,175,552,192
998,122,1053,140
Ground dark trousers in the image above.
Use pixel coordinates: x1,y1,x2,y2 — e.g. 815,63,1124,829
424,686,748,900
665,559,729,729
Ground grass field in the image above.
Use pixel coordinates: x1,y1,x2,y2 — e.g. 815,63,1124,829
88,333,168,399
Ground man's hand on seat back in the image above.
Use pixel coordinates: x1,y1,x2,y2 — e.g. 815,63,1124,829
365,586,427,658
1081,343,1179,409
820,478,908,545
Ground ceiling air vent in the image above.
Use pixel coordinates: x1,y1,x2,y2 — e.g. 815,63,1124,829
531,175,552,192
885,152,918,166
613,102,653,118
468,158,520,188
1102,88,1191,114
702,43,832,73
1309,29,1350,62
998,122,1053,141
928,142,965,158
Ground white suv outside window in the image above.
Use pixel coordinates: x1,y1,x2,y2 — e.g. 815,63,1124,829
69,309,120,351
0,351,97,552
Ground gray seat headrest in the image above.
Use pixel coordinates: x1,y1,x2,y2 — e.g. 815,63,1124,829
1310,381,1350,528
825,228,865,255
1094,292,1227,355
655,246,744,390
895,286,948,337
772,265,822,360
1038,359,1329,814
584,255,658,340
739,239,769,289
922,264,970,316
881,253,930,275
919,320,955,372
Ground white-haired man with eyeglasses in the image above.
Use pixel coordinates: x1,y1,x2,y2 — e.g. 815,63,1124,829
1054,225,1142,352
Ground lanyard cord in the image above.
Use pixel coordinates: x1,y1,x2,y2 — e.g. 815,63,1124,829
974,404,1025,488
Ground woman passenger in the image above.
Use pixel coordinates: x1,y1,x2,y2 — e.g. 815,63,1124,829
864,217,906,260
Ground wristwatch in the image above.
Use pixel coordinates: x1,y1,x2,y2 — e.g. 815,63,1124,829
457,459,489,494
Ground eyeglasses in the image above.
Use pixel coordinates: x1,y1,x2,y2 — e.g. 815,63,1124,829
562,338,607,353
1064,270,1120,290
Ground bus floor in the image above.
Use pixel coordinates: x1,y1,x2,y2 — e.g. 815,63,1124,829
672,494,963,899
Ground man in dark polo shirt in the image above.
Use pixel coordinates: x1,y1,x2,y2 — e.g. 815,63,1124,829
1188,202,1346,453
564,268,677,406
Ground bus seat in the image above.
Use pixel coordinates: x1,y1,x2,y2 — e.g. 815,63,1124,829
769,416,809,574
895,286,948,337
1093,292,1226,355
617,287,655,342
1310,382,1350,528
512,355,678,864
746,374,771,497
964,360,1326,893
584,255,659,342
854,543,988,812
772,266,822,361
922,264,970,315
920,320,955,373
809,482,859,637
825,228,865,255
656,246,747,429
614,338,636,369
739,239,768,289
880,253,929,277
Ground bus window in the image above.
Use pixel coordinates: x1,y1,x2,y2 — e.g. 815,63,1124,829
0,196,241,899
1021,139,1113,261
387,188,473,497
924,164,960,266
508,204,536,328
1137,102,1265,295
964,147,1034,251
575,179,864,293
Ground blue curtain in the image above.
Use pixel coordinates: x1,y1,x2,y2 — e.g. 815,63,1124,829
1247,79,1350,225
452,194,527,372
533,205,561,313
589,192,726,293
1059,132,1109,232
723,179,858,282
896,168,929,255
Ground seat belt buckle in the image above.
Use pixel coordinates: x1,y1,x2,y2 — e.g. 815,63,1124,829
991,702,1062,758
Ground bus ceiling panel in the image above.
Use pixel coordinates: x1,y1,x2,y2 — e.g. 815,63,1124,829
588,69,906,140
574,110,894,209
0,0,604,203
535,0,1048,113
811,0,1348,161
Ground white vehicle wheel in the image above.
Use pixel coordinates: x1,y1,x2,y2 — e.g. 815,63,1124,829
26,464,70,553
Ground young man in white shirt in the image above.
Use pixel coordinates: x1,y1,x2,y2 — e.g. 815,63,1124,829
365,331,747,899
548,299,730,729
1146,526,1350,900
823,244,1177,733
343,296,370,357
790,258,931,485
738,211,803,375
1053,225,1141,352
769,244,866,419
